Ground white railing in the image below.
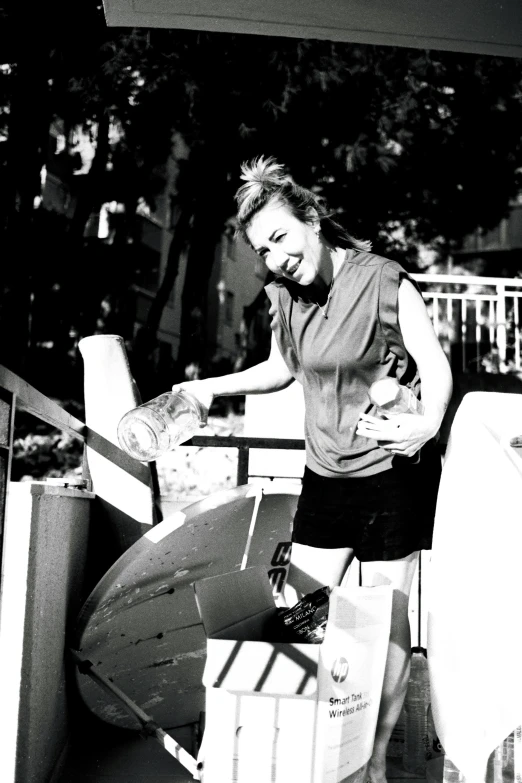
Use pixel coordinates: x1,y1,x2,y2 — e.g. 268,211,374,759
412,273,522,373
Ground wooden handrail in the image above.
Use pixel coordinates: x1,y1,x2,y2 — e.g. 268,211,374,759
412,272,522,288
0,365,152,484
0,365,306,452
0,365,86,441
0,363,305,489
188,436,305,485
188,435,304,450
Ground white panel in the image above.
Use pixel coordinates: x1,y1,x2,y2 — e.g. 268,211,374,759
244,383,306,480
104,0,522,58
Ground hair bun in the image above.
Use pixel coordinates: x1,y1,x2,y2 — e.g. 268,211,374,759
235,155,371,253
239,156,289,187
235,156,292,211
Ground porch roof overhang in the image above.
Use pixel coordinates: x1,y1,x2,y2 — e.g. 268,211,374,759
103,0,522,58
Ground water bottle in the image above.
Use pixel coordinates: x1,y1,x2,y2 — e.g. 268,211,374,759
403,647,430,775
388,706,406,758
502,732,515,780
442,757,464,783
440,733,515,783
368,378,424,416
427,755,445,783
425,703,443,761
515,725,522,783
117,390,205,461
487,743,505,783
485,732,515,783
426,703,444,783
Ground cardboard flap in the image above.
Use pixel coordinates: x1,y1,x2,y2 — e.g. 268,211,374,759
203,639,319,695
194,566,275,640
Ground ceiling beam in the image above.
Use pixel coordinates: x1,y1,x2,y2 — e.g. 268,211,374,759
103,0,522,58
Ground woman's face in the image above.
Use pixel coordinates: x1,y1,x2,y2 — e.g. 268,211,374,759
246,201,322,286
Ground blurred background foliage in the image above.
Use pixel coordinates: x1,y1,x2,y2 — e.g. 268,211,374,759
0,1,521,481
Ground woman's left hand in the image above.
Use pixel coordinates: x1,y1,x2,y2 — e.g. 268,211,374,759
356,413,438,458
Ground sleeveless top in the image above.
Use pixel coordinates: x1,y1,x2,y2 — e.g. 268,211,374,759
265,250,422,478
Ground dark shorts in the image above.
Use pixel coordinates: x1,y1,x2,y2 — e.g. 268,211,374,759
291,440,442,561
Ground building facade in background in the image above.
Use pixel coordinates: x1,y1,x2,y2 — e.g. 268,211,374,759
454,200,522,276
40,119,522,381
40,120,271,376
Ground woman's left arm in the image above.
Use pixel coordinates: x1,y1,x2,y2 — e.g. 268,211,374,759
357,279,453,457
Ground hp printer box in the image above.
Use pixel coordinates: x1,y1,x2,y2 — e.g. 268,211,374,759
194,567,392,783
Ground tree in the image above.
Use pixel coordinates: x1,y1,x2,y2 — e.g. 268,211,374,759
1,5,521,384
0,0,111,382
108,32,522,370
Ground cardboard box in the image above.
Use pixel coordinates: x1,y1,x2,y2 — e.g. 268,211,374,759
194,567,392,783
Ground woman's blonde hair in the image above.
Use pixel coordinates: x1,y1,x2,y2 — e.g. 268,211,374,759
235,156,371,252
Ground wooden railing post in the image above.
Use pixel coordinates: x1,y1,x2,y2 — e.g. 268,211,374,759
237,445,250,486
514,293,521,371
496,283,507,371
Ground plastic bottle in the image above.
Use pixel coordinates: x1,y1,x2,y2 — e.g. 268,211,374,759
502,732,515,780
117,389,205,461
388,707,406,758
427,755,445,783
515,725,522,783
484,732,515,783
487,743,504,783
368,378,424,416
403,647,430,776
425,704,444,783
442,756,464,783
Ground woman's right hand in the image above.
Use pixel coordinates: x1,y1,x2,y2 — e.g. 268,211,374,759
172,379,215,426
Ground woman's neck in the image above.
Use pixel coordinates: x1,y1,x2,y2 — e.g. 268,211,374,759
302,245,346,303
318,245,346,285
329,245,347,282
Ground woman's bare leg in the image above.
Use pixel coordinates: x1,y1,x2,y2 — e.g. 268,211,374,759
283,544,418,783
361,552,420,783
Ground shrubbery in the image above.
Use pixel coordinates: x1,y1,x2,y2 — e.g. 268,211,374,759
11,402,84,481
11,403,243,499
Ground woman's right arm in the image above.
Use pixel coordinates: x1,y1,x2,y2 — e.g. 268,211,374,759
172,333,294,420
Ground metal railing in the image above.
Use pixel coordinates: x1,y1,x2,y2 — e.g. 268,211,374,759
2,271,522,640
3,271,521,782
0,363,431,651
412,272,522,373
0,364,305,571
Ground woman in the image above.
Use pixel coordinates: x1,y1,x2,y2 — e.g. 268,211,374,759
173,157,452,783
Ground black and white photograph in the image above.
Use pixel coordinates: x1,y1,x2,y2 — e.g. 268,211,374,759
0,2,521,783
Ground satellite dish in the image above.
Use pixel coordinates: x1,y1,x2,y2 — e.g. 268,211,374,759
74,482,299,729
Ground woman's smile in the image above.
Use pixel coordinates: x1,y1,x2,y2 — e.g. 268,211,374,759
285,259,302,276
246,201,323,287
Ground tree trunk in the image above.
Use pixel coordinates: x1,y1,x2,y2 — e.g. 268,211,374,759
176,150,231,378
131,206,192,395
234,273,273,371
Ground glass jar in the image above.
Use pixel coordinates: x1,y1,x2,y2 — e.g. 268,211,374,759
117,390,205,461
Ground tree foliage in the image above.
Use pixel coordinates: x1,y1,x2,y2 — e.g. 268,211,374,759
1,2,522,389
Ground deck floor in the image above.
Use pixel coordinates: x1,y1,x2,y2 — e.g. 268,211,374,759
55,724,195,782
55,710,424,783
